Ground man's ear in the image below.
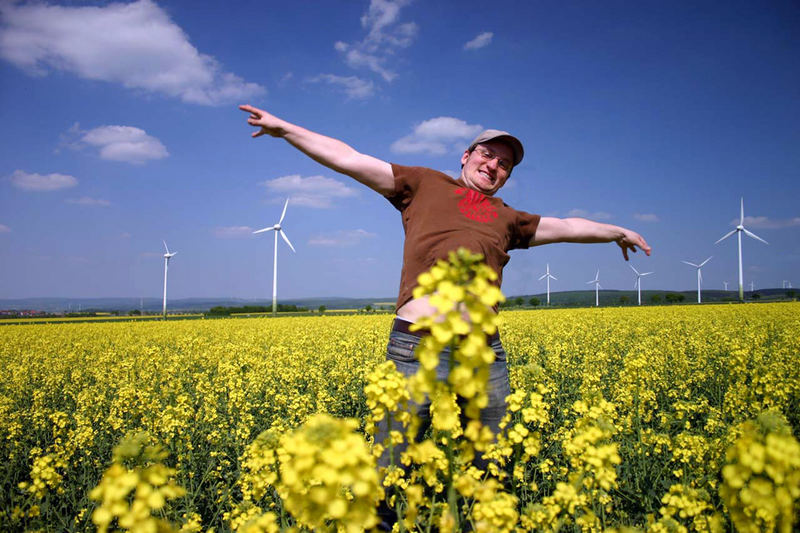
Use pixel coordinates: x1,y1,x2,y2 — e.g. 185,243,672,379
460,149,470,167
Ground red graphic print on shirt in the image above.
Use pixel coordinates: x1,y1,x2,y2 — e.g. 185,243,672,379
455,188,498,223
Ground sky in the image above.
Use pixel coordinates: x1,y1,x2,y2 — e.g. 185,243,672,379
1,0,799,302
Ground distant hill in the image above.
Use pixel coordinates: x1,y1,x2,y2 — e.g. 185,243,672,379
505,288,797,307
1,288,795,314
0,296,397,314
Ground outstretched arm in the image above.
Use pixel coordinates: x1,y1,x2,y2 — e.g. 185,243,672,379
239,104,395,196
531,217,651,261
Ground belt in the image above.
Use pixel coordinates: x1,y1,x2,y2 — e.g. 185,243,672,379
391,318,500,345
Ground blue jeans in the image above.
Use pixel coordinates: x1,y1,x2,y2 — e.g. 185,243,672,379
375,329,512,470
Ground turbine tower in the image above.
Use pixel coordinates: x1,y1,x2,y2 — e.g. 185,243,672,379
630,264,653,306
682,257,712,303
538,263,557,305
586,269,602,307
715,197,768,301
254,198,296,315
723,281,729,291
162,240,177,318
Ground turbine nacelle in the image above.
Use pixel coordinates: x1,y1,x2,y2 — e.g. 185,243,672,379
163,240,177,259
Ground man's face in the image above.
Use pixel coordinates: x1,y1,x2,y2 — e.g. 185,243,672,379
459,141,514,196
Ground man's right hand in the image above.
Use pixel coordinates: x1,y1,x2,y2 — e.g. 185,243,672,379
239,104,286,138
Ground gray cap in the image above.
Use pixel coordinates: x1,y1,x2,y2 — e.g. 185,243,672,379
468,129,524,167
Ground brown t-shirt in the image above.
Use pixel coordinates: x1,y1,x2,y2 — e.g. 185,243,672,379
386,164,541,310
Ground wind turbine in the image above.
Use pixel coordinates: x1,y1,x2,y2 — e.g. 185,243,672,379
723,281,729,291
682,257,712,303
162,241,177,318
715,197,768,301
630,264,653,306
538,263,557,305
254,198,296,315
586,269,602,307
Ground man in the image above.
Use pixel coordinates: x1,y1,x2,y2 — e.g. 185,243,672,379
239,103,650,524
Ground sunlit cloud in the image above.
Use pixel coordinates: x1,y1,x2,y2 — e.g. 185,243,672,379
634,213,659,222
213,226,254,239
308,74,375,99
464,32,493,50
308,229,377,246
333,0,417,83
0,224,10,233
66,196,111,207
260,174,359,208
391,117,483,155
10,170,78,191
741,216,800,229
0,0,264,105
567,208,613,220
73,125,169,164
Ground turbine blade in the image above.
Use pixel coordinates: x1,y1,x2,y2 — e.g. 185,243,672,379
279,198,289,224
538,274,547,281
629,264,640,275
682,261,699,267
163,240,170,254
743,229,769,245
641,272,654,276
715,230,736,244
740,197,744,225
253,226,276,234
280,230,296,253
551,275,558,280
699,256,712,267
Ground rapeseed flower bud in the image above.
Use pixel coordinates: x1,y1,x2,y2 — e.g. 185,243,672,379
89,432,185,533
277,414,381,532
364,360,411,436
719,411,800,533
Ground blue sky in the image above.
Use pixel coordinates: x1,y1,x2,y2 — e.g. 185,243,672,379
1,0,798,301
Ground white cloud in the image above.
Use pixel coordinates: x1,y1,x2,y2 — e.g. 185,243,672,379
634,213,660,222
464,32,493,51
10,170,78,191
213,226,254,239
391,117,483,155
567,208,613,220
308,74,375,99
260,174,359,208
333,0,417,83
742,216,800,229
66,196,111,207
0,224,10,233
0,0,264,105
76,125,168,164
309,229,377,247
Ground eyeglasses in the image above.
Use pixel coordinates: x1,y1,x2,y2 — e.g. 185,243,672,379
473,145,512,171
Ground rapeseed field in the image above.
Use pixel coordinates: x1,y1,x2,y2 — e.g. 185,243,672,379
2,253,798,531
